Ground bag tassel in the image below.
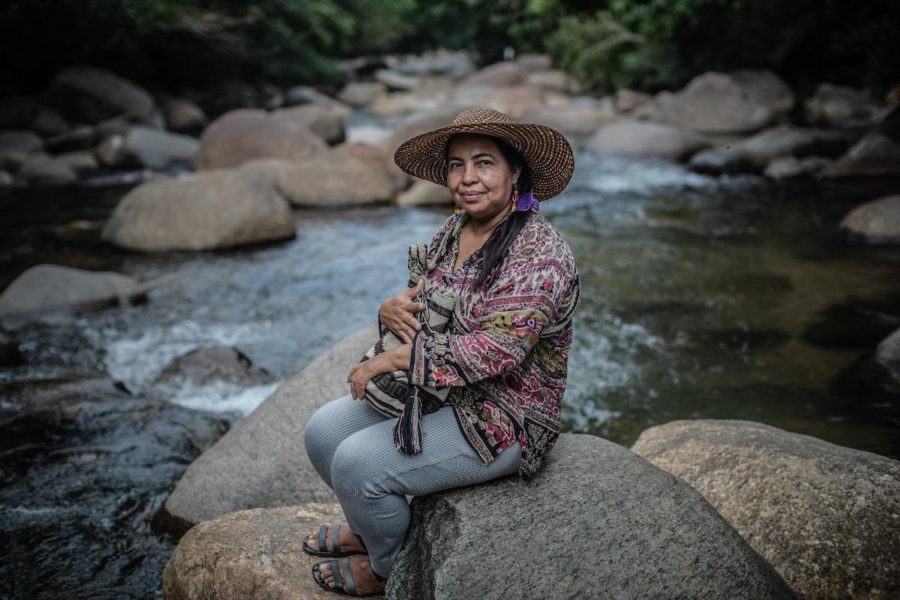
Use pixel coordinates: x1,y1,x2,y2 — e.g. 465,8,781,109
393,386,423,455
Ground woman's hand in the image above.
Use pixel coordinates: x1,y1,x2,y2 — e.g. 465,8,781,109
347,344,412,400
378,279,426,343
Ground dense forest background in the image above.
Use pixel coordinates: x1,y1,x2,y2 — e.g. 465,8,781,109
2,0,898,97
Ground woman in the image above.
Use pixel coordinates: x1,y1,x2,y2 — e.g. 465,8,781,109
302,108,580,596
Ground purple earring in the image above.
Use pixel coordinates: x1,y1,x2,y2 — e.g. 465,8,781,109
514,185,539,212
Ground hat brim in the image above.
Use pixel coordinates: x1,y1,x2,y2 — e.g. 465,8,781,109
393,121,575,201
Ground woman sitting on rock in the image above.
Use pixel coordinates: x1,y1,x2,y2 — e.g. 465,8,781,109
302,108,580,596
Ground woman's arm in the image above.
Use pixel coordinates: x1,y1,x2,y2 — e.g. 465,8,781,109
347,343,412,400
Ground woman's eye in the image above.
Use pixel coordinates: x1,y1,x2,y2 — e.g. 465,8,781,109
478,160,492,167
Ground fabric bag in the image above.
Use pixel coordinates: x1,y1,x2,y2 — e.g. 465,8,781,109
362,244,458,422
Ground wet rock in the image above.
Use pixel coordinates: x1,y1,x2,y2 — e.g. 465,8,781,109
459,61,528,89
45,66,158,124
194,108,326,170
0,130,43,153
102,169,295,252
122,126,200,170
17,153,78,185
631,419,900,599
30,108,69,137
0,264,145,327
0,327,23,365
649,70,793,134
163,504,354,599
614,88,653,113
396,179,452,206
44,125,97,153
764,156,833,180
587,120,709,162
273,104,346,145
283,85,343,108
375,69,421,92
840,195,900,244
0,95,39,128
56,150,100,175
162,97,208,134
803,292,900,348
805,83,882,129
240,150,395,208
337,82,386,108
390,434,795,600
824,133,900,179
689,125,851,175
163,327,374,528
155,346,271,388
522,98,618,140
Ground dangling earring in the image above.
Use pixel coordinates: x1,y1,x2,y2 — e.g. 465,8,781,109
511,182,519,208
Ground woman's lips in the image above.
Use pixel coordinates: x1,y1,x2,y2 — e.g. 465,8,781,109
461,192,483,202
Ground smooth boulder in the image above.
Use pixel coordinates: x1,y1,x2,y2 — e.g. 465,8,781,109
163,504,359,600
389,434,795,599
839,195,900,244
0,130,42,153
459,61,528,89
587,120,709,162
273,104,347,145
632,420,900,599
155,346,272,387
395,180,452,206
17,154,78,184
102,170,296,252
194,109,326,170
824,133,900,179
122,126,200,170
0,264,145,326
162,328,375,532
45,66,158,124
804,83,882,128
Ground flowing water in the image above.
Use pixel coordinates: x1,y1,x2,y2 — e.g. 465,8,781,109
1,149,899,598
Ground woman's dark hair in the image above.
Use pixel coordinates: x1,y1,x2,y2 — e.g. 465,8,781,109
447,135,533,290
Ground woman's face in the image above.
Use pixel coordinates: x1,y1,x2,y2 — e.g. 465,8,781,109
446,134,520,222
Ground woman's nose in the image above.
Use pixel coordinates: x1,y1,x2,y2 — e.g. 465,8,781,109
462,162,478,183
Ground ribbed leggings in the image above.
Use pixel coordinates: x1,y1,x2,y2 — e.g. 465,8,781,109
303,394,521,577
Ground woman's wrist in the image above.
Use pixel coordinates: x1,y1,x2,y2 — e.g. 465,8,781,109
391,343,412,370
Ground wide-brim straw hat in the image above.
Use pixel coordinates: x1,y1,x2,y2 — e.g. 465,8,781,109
393,108,575,201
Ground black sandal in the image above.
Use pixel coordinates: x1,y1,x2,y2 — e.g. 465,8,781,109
302,523,367,558
311,556,386,597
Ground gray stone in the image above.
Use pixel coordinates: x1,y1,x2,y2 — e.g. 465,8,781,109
162,97,208,134
155,346,271,388
0,150,27,172
162,504,363,599
122,126,200,170
839,195,900,244
162,327,374,529
689,125,851,175
0,170,13,186
805,83,882,128
0,130,42,153
382,109,459,156
102,170,295,252
386,50,474,78
389,434,795,600
587,120,710,162
523,98,618,141
95,134,126,168
631,420,900,600
18,153,78,184
56,150,99,175
337,82,386,108
459,61,528,89
764,156,833,180
614,88,653,113
824,133,900,179
30,108,69,137
240,151,395,208
45,125,97,153
0,264,144,327
273,104,346,145
375,69,421,92
515,53,552,71
45,66,158,124
525,69,572,93
395,179,452,206
283,85,341,108
194,108,326,170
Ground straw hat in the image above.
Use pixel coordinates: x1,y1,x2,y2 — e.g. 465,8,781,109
393,108,575,201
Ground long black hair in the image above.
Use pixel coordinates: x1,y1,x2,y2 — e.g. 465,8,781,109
448,135,534,290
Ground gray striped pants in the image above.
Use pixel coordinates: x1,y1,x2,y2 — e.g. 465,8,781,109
303,394,521,577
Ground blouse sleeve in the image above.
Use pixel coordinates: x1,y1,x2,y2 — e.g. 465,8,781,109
409,252,578,388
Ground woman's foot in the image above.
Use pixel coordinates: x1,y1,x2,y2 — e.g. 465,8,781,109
303,523,367,557
312,555,387,596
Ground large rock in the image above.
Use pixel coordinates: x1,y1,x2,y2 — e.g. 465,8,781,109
0,264,145,327
273,104,346,145
155,346,271,387
0,130,42,153
523,97,618,140
30,108,69,137
162,328,375,532
689,125,852,176
631,420,900,599
382,109,458,156
824,134,900,179
102,170,296,252
805,83,882,129
649,70,792,134
240,150,396,208
482,84,549,119
194,109,326,170
395,179,452,206
56,150,100,175
839,195,900,244
122,126,200,170
459,61,528,89
838,327,900,402
587,120,710,162
17,153,78,184
163,504,359,600
389,434,795,599
45,125,97,153
337,82,386,108
45,66,158,124
162,97,208,134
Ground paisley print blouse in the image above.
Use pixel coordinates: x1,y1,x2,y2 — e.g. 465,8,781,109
410,211,580,479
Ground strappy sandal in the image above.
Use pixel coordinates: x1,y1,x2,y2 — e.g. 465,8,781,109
311,556,386,597
302,523,367,558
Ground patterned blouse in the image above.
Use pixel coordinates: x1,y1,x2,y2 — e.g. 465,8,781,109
410,211,580,479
